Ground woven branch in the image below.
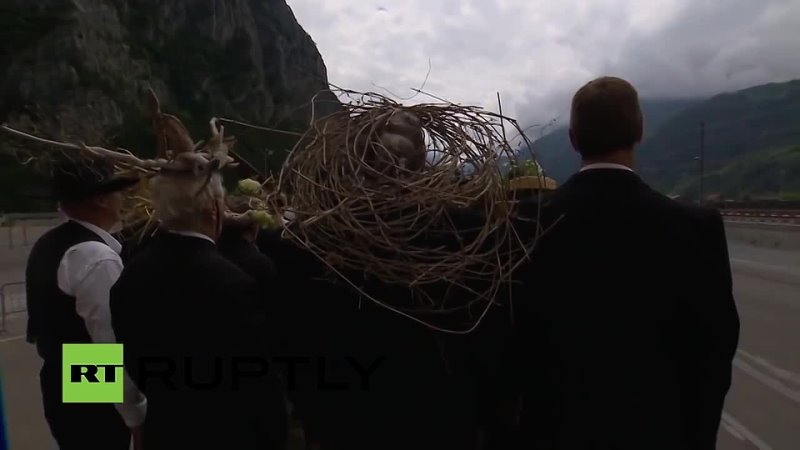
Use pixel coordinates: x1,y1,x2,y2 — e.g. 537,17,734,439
271,90,542,332
1,87,547,333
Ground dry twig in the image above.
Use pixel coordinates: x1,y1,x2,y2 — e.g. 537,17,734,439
1,87,548,333
271,89,542,332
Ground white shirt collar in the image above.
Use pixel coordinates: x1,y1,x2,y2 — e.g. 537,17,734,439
68,217,122,254
167,230,216,245
579,162,635,173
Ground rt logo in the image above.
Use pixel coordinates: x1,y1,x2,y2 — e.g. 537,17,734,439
62,343,124,403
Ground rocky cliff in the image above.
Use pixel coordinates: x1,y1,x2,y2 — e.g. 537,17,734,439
1,0,340,132
0,0,340,210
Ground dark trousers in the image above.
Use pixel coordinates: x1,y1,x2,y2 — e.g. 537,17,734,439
40,364,130,450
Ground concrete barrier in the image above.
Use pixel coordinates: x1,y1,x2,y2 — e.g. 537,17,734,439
724,220,800,251
1,213,63,249
0,282,26,332
2,213,61,221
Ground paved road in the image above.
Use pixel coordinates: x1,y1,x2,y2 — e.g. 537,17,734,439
0,225,798,449
717,243,800,450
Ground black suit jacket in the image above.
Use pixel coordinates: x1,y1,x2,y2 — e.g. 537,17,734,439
110,232,287,450
513,169,739,450
217,229,277,295
256,213,489,450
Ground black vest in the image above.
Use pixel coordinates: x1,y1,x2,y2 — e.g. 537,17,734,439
25,221,106,363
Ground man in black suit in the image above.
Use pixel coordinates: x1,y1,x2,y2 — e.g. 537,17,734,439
110,171,287,450
513,77,739,449
256,207,491,450
217,200,277,295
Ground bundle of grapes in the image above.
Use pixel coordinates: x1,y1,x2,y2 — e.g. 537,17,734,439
224,178,279,230
506,159,557,193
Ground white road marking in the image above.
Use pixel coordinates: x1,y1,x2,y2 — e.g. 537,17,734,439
730,258,800,278
737,350,800,387
0,334,25,343
733,357,800,404
721,412,774,450
721,420,744,440
730,258,785,269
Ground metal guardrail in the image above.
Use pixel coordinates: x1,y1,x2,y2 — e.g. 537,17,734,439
1,212,62,227
1,212,63,249
712,200,800,210
724,220,800,234
720,209,800,225
0,282,26,333
1,212,62,222
720,208,800,215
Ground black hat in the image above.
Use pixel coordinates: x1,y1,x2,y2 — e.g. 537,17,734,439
51,157,140,203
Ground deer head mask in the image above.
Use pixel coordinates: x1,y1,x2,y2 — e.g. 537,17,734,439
146,87,238,179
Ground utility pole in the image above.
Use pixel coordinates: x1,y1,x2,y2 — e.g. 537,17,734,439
699,121,705,204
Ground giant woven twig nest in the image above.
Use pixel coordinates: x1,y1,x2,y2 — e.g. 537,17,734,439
274,90,541,332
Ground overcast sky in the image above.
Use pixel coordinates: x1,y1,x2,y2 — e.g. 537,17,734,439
286,0,800,128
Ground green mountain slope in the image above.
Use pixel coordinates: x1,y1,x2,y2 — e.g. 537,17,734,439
526,79,800,200
673,145,800,200
637,79,800,194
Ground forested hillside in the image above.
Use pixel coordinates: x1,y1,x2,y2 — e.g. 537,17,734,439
637,79,800,198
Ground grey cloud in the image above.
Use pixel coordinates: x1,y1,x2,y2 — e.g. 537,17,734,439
609,0,800,96
518,0,800,126
286,0,800,131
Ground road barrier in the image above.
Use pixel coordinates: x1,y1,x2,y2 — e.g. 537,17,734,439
1,212,62,249
1,213,62,222
720,209,800,225
0,282,26,333
725,221,800,250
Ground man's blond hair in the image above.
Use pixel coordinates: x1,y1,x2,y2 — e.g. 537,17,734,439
150,173,225,231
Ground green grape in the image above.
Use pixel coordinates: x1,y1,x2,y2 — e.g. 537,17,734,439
523,160,538,176
249,210,276,229
238,178,262,196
